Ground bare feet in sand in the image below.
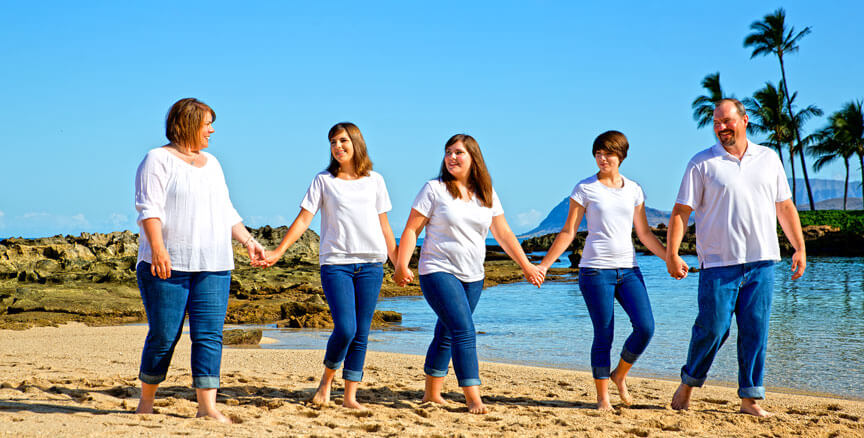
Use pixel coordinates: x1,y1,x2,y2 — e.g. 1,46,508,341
463,386,488,414
466,399,488,414
596,397,614,411
610,367,633,406
671,383,693,410
421,393,448,405
134,398,154,414
740,398,772,417
196,409,232,424
311,382,331,406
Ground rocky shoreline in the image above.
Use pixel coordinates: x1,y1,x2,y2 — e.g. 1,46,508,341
0,226,567,330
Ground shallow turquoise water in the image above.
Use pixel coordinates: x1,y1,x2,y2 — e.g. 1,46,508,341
258,254,864,398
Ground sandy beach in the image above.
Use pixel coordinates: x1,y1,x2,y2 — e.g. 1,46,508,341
0,324,861,437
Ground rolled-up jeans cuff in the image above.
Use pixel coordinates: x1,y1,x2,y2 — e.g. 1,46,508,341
193,375,220,389
458,378,481,387
323,359,343,371
621,347,640,364
680,368,706,387
139,371,166,385
738,386,765,399
424,365,448,378
343,368,363,382
592,366,611,380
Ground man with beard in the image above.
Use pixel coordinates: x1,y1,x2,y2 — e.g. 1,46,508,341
665,98,806,417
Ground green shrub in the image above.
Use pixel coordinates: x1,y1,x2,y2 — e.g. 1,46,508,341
797,210,864,234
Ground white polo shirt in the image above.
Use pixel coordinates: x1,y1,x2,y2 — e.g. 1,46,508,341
675,141,792,269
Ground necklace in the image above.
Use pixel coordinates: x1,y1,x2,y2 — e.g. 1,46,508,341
172,145,200,165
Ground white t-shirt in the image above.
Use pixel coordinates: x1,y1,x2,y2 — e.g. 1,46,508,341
571,174,645,269
675,141,792,269
301,171,392,265
411,179,504,282
135,147,243,272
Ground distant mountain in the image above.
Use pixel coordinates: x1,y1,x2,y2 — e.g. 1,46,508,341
798,197,863,211
793,179,863,207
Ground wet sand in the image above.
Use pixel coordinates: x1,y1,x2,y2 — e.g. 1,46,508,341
1,324,862,437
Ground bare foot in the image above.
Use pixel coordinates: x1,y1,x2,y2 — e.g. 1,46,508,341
310,382,331,406
421,393,448,405
342,399,364,409
196,409,232,424
597,399,614,411
610,368,633,406
466,399,488,414
671,383,693,410
740,398,772,417
135,398,154,414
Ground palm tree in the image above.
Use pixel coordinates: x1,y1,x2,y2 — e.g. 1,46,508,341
808,127,855,210
831,101,864,201
744,8,816,210
692,72,726,129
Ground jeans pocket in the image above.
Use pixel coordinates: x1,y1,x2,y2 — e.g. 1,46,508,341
579,268,599,277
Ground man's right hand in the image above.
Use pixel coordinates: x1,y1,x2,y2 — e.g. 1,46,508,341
666,254,689,280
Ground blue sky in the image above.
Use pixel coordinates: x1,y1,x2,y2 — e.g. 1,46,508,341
1,1,862,238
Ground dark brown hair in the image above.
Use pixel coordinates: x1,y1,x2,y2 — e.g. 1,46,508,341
715,98,747,117
592,130,629,162
165,98,215,148
326,122,372,177
438,134,494,208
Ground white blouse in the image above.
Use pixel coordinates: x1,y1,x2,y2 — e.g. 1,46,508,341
135,147,242,272
412,179,503,282
300,171,392,265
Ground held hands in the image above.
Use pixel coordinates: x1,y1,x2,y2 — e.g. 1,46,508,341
666,254,690,280
244,239,268,267
524,264,545,288
392,265,415,286
254,249,284,268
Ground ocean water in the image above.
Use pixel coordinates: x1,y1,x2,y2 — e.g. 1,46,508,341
256,254,864,399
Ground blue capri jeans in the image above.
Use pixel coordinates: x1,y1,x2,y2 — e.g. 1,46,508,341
578,267,655,380
136,261,231,389
419,272,485,387
320,262,384,382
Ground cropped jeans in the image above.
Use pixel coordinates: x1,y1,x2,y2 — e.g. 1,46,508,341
136,261,231,389
419,272,485,387
578,267,655,380
680,260,775,399
320,262,384,382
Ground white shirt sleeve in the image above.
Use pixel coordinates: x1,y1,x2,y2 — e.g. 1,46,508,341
491,189,504,217
675,160,703,209
411,182,436,217
213,159,243,226
570,184,586,207
376,173,393,214
135,151,167,225
300,174,325,215
634,182,646,207
774,154,793,202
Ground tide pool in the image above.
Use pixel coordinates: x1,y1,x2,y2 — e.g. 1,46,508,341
256,254,864,399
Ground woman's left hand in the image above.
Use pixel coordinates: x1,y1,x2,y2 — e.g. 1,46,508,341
522,264,545,288
246,239,266,265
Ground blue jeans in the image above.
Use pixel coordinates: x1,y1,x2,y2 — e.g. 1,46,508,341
419,272,484,387
136,261,231,389
681,260,775,399
578,267,655,379
320,263,384,382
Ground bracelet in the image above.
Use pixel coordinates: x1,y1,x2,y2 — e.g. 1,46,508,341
243,236,255,246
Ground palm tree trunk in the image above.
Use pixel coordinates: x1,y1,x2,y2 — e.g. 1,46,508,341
843,160,849,211
788,142,798,206
859,153,864,202
778,55,816,210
